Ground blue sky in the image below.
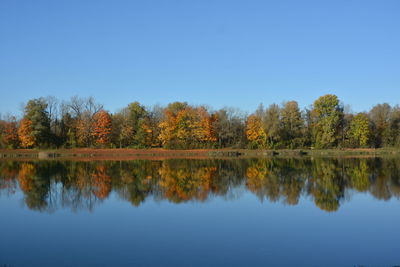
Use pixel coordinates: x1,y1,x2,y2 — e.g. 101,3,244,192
0,0,399,116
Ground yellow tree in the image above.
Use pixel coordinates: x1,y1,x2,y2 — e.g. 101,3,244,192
159,103,217,148
198,108,217,143
76,118,92,147
246,115,267,148
159,109,178,147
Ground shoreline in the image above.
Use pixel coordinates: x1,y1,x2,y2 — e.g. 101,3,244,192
1,148,400,160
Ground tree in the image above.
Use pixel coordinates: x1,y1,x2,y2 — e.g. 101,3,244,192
67,96,103,147
59,109,76,148
147,105,164,147
158,102,187,148
389,106,400,147
127,102,150,147
264,104,281,148
173,106,210,148
2,116,20,148
348,113,370,147
213,108,246,148
23,98,51,147
111,110,134,148
311,94,343,148
18,119,35,148
280,101,304,148
158,103,217,149
92,110,112,147
246,115,266,148
369,103,391,147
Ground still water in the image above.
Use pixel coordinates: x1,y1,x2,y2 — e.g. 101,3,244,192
0,157,399,267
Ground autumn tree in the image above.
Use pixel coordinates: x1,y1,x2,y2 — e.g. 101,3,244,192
0,119,5,148
311,94,343,148
174,106,216,148
158,102,189,148
66,96,103,147
246,114,266,148
159,102,218,148
92,110,112,147
18,119,35,148
1,116,20,148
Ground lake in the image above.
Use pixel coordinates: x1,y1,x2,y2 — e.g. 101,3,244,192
0,157,399,267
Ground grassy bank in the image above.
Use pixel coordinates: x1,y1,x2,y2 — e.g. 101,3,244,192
1,148,400,160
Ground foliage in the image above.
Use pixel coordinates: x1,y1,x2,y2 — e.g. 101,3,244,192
3,95,400,150
369,103,391,147
23,98,51,147
92,110,112,147
246,115,266,148
311,94,343,148
264,104,281,148
348,113,370,147
2,117,20,148
213,108,246,148
280,101,304,148
18,119,35,148
159,103,217,149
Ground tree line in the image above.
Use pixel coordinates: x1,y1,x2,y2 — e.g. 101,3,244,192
0,94,400,149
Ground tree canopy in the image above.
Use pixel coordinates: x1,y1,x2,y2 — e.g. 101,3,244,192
1,94,400,149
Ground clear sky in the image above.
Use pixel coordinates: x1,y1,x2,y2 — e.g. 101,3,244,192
0,0,399,116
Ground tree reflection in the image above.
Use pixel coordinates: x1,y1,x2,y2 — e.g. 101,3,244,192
1,157,400,212
158,160,216,203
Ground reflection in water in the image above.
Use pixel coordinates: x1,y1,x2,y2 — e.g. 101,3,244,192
1,157,400,212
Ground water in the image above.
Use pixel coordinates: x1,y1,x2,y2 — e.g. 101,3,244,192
0,157,399,267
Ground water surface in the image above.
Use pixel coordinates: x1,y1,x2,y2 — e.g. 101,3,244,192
1,157,399,267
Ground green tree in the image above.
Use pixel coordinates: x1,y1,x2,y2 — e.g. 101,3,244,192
280,101,304,148
369,103,391,147
263,104,281,148
388,105,400,147
126,102,151,148
311,94,343,148
23,98,51,148
348,113,370,147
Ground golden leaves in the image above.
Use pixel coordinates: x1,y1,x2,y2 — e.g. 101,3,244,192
18,119,35,148
246,115,266,148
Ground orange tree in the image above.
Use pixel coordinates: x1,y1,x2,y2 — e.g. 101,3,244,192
92,110,112,147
